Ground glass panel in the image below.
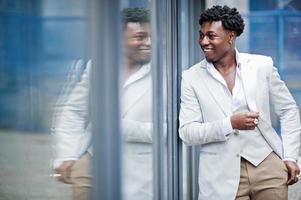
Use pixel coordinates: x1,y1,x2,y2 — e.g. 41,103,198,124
119,2,154,200
0,1,89,199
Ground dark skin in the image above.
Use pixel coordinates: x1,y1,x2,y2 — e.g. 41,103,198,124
123,22,151,80
199,20,300,185
199,21,259,130
55,160,75,184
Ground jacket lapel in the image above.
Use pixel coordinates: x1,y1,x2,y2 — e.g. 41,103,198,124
197,52,259,117
196,63,232,117
240,55,258,112
122,66,151,117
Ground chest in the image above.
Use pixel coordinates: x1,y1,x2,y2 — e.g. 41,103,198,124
222,72,236,93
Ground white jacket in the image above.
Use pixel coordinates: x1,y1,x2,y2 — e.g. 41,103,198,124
179,52,301,200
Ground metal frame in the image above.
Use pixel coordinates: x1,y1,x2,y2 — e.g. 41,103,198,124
90,0,122,199
166,0,182,200
151,0,166,199
180,1,204,200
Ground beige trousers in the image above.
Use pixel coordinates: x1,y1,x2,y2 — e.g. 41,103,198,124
236,152,288,200
70,153,92,200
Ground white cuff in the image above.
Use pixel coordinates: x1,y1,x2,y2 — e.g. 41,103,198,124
283,158,297,163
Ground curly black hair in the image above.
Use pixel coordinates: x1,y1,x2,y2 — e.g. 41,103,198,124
122,7,150,28
199,5,245,36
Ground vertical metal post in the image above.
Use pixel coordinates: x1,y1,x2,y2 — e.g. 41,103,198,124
166,0,182,200
90,0,122,199
184,1,204,200
151,0,166,199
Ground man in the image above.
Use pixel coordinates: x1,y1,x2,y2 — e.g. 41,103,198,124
179,5,301,200
53,7,152,200
121,7,153,200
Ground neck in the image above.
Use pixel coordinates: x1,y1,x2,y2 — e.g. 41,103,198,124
213,50,237,74
127,60,142,73
123,60,142,82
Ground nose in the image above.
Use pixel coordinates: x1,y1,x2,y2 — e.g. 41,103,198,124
144,36,151,46
199,35,209,47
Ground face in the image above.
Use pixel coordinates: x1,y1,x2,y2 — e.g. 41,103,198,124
123,22,151,65
199,21,234,63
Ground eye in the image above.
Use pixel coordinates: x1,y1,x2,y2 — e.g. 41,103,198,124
207,34,217,40
133,34,148,41
134,35,143,40
199,33,204,40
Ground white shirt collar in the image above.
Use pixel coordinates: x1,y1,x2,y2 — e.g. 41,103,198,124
205,49,242,87
123,63,151,88
205,48,241,68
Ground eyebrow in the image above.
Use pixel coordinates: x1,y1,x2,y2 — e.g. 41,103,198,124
135,31,148,34
199,30,217,34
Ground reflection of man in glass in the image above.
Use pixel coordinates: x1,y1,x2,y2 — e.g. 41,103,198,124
121,8,152,143
121,8,153,200
52,8,151,200
179,5,300,200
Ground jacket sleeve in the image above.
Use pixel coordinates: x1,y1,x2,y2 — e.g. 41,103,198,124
178,72,232,146
268,59,301,161
52,61,91,168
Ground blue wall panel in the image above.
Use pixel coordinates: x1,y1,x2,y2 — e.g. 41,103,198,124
0,1,88,132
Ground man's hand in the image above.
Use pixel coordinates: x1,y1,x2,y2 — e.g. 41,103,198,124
55,160,76,184
231,112,259,130
284,160,300,185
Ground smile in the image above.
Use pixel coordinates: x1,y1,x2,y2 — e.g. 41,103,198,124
138,49,151,52
203,48,213,52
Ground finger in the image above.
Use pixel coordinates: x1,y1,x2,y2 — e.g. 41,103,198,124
63,177,73,184
292,170,300,184
287,170,297,185
57,173,64,182
244,126,256,130
296,173,300,182
56,168,70,184
246,118,254,123
61,170,73,184
248,112,259,118
247,126,256,130
287,176,295,185
55,169,64,182
64,171,73,184
245,122,256,129
290,176,299,185
59,171,68,183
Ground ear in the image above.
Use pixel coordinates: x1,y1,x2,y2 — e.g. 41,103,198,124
228,31,236,44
